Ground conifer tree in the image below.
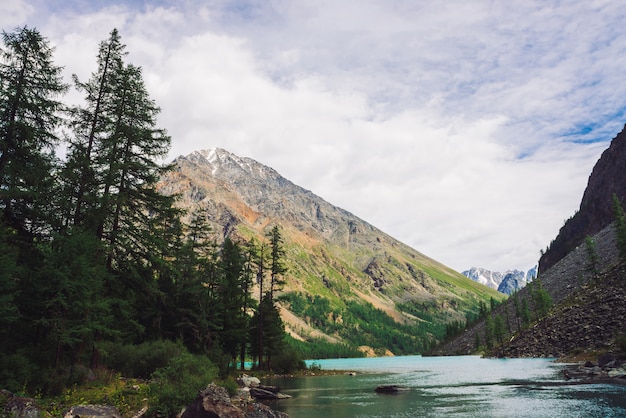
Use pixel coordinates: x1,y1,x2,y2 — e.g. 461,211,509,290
61,29,177,354
484,315,494,348
251,240,269,369
0,222,19,352
521,297,531,327
612,194,626,261
267,225,287,301
531,279,552,320
217,237,248,368
63,28,126,230
0,26,67,234
585,235,599,274
493,314,506,344
33,231,114,368
171,208,220,352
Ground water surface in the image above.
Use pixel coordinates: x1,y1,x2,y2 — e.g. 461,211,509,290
265,355,626,417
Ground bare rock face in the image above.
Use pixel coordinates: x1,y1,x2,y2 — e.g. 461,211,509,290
540,124,626,273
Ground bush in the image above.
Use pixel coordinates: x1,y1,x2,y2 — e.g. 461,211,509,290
0,352,40,393
148,352,218,417
272,346,306,374
100,340,185,378
218,376,239,397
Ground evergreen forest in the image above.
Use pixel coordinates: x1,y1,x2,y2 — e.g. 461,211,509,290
0,26,296,401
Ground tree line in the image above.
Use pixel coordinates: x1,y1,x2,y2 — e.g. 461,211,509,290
0,26,290,393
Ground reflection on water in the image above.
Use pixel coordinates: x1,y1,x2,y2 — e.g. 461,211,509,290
265,356,626,418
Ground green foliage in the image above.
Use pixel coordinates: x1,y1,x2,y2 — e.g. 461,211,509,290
100,340,185,379
484,316,494,348
286,337,363,359
0,351,40,393
530,279,553,320
34,230,115,368
493,314,506,344
267,225,287,299
0,222,19,335
271,344,307,374
613,194,626,261
585,235,599,274
521,297,532,327
218,376,239,397
474,332,481,350
0,26,67,234
149,352,218,417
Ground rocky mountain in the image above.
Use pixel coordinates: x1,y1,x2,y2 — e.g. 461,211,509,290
461,266,537,295
158,148,505,355
539,124,626,273
461,267,503,290
435,124,626,358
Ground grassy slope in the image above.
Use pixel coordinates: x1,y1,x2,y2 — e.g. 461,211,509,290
264,225,505,355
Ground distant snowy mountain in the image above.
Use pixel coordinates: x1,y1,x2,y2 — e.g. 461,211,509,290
461,267,503,290
461,266,537,295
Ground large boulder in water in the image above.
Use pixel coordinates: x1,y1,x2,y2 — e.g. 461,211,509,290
374,385,410,394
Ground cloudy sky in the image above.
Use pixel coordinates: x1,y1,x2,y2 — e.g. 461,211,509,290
3,0,626,272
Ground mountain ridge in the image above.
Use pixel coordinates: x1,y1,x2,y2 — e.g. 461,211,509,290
435,124,626,358
159,147,505,354
539,124,626,273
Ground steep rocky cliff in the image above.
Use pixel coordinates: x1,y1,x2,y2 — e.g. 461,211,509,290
158,148,505,354
435,124,626,358
539,125,626,273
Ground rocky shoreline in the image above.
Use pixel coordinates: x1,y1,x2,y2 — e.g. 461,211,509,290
2,376,291,418
561,353,626,386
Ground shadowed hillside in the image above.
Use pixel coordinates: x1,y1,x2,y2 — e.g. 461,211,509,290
539,124,626,273
435,124,626,358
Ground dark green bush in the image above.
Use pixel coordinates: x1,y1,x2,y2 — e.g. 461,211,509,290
218,376,239,397
100,340,185,378
272,345,306,374
0,352,40,393
148,352,218,417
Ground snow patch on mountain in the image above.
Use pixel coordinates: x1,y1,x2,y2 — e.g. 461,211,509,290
462,266,537,295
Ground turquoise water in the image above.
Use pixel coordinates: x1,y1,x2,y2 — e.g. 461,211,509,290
265,356,626,417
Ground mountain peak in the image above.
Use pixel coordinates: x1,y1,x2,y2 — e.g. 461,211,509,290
182,148,278,180
462,266,537,295
160,147,506,353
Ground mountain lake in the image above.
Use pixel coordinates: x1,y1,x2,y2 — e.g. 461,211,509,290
264,355,626,417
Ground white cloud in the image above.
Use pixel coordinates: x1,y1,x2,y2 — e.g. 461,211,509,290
4,0,625,272
0,0,34,29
